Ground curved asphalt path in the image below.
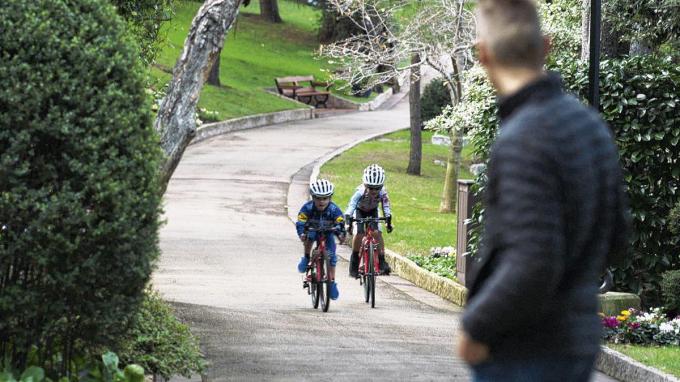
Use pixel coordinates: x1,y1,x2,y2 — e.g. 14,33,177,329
154,95,617,381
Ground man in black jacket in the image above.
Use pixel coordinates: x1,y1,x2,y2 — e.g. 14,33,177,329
457,0,629,380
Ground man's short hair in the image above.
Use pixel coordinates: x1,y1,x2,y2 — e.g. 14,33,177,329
476,0,545,70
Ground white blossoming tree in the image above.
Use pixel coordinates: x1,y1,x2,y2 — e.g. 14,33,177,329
321,0,475,212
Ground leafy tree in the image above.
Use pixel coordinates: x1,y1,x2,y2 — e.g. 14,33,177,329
111,0,176,65
0,0,162,375
603,0,680,54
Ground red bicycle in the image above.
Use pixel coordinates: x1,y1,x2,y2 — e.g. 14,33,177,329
302,223,340,312
348,216,387,308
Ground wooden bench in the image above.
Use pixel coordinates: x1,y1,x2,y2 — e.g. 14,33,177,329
274,75,331,108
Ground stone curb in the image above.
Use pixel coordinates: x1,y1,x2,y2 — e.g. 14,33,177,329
383,248,467,306
191,108,313,146
597,346,679,382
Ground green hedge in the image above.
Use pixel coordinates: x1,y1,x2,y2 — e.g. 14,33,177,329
560,55,680,305
464,55,680,305
0,0,162,374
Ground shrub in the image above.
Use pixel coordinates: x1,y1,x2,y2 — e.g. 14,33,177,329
420,78,452,122
559,55,680,305
464,54,680,305
117,290,206,380
661,270,680,316
0,0,162,375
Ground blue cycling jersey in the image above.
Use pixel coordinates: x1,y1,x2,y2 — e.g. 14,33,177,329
295,200,345,237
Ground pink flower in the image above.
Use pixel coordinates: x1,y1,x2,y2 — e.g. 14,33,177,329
627,322,641,329
603,316,619,329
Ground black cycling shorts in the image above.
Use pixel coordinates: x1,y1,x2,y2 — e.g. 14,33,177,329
355,209,379,234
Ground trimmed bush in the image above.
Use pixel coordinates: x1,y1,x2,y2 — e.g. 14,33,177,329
559,55,680,305
0,0,162,374
467,55,680,305
661,270,680,316
118,290,205,380
420,78,452,122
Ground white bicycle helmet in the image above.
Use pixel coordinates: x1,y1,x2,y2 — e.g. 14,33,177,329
362,164,385,187
310,178,334,197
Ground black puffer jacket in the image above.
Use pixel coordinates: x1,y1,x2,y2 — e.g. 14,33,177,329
462,73,630,359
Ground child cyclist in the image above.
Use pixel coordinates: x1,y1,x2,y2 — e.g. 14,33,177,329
345,164,393,278
296,178,346,300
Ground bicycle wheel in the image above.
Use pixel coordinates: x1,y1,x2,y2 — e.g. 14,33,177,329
368,243,376,308
310,253,320,309
320,255,331,312
361,248,370,303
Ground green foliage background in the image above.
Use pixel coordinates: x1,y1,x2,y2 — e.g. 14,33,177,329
0,0,162,373
462,1,680,305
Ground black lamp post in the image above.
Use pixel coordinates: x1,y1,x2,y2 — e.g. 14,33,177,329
588,0,602,108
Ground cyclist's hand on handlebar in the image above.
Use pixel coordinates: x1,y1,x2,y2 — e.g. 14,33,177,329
299,234,307,242
386,215,393,233
386,224,393,233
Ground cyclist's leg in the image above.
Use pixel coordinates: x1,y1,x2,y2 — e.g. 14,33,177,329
326,234,337,280
298,233,315,273
326,235,339,299
350,210,367,277
370,214,390,274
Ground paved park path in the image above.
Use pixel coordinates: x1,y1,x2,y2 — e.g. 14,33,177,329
154,94,618,381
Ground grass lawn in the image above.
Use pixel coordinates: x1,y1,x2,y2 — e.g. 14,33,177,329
607,344,680,377
151,1,373,120
319,129,474,259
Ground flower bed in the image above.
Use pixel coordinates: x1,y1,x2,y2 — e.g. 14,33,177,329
602,308,680,346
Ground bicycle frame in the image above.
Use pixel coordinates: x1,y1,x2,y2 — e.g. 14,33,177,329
349,216,387,308
308,233,328,284
302,223,338,312
359,225,380,277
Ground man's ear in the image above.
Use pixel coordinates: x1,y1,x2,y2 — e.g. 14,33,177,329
543,35,552,59
476,41,492,67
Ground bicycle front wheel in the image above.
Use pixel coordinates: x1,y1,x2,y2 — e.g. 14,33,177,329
310,254,320,309
362,249,370,303
320,256,331,312
369,243,376,308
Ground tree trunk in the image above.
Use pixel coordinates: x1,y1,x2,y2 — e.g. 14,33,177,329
259,0,282,23
581,0,590,61
601,18,623,58
439,56,463,214
407,53,422,176
207,54,221,86
155,0,243,194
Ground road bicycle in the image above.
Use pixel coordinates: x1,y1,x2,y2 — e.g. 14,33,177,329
347,216,388,308
302,222,341,312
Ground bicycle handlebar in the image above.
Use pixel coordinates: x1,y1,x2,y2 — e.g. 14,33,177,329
347,216,388,224
304,220,344,234
304,226,343,233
